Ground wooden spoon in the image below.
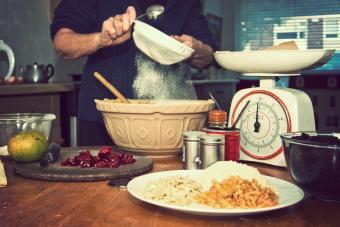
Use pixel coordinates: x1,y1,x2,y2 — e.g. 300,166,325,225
93,71,130,104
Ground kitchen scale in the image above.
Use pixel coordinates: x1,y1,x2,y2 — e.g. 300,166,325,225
214,49,335,166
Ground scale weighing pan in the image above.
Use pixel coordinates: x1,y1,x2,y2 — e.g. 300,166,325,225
133,20,194,65
214,48,335,167
214,49,335,75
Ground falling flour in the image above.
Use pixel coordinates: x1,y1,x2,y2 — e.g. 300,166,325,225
132,54,197,100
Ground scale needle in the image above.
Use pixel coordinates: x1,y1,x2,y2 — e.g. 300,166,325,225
254,102,261,133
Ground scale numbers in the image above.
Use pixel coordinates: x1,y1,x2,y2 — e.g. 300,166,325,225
231,90,291,159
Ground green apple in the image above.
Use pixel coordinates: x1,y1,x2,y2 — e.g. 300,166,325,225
8,130,48,162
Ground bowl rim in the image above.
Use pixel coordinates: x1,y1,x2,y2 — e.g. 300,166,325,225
0,113,56,123
95,99,215,114
133,20,194,54
214,49,336,54
280,131,340,150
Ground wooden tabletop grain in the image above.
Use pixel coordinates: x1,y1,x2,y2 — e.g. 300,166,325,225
1,149,339,227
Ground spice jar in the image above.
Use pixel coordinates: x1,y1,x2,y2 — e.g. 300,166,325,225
182,131,206,169
198,134,225,169
208,110,227,129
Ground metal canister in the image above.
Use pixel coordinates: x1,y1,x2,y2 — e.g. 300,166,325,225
182,131,206,169
199,134,225,169
203,127,241,161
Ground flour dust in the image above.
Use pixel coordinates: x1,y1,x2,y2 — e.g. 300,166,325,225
132,54,197,100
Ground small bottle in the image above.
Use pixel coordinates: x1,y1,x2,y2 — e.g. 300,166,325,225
182,131,206,169
198,134,225,169
208,110,227,130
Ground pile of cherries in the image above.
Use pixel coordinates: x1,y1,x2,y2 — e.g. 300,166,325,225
60,147,135,168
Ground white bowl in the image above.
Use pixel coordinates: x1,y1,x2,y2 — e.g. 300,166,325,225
95,99,214,157
214,49,335,76
133,20,194,65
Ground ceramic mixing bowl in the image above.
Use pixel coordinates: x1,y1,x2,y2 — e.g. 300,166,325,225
95,99,214,157
281,132,340,202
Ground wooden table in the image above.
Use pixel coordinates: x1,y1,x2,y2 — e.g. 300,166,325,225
1,150,339,227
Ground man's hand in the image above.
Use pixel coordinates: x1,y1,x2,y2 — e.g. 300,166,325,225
172,34,203,53
172,34,213,69
99,6,136,48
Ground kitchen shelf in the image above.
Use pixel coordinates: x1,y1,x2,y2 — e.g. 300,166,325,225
0,82,81,146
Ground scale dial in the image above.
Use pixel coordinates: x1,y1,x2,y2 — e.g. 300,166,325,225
231,90,292,160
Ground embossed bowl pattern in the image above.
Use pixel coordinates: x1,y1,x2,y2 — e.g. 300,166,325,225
95,99,214,157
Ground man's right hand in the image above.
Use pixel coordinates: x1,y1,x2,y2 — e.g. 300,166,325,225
99,6,136,48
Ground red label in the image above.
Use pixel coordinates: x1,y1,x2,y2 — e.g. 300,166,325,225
203,128,240,161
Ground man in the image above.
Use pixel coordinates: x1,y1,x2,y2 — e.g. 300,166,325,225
51,0,217,145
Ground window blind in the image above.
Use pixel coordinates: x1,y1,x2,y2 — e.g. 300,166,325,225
237,0,340,72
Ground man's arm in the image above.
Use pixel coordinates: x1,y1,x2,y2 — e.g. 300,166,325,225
53,29,101,59
53,6,136,60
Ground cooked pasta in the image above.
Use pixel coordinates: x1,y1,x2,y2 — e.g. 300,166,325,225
140,176,202,206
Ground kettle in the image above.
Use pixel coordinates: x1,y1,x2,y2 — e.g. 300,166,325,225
0,40,15,80
22,62,55,83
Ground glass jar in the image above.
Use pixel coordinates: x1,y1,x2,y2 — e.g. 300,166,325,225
208,110,227,129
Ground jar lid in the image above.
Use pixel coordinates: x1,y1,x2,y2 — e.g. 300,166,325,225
183,131,206,141
208,110,227,123
200,134,225,144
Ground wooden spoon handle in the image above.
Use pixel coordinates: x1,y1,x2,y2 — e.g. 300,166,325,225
93,71,130,104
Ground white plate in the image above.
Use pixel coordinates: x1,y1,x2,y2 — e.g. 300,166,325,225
133,20,194,65
127,169,304,216
214,49,335,76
